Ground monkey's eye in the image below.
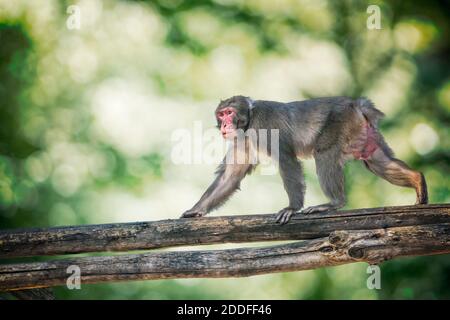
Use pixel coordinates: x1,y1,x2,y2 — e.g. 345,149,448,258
226,110,233,115
217,112,224,117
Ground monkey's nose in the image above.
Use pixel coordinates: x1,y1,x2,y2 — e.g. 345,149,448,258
221,123,229,133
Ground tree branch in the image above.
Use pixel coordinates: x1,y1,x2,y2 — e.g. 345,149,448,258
1,204,449,258
0,204,449,292
1,223,449,291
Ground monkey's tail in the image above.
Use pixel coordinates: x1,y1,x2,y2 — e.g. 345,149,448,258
353,97,385,127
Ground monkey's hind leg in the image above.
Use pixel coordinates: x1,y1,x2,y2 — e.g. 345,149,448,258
303,149,346,214
363,148,428,204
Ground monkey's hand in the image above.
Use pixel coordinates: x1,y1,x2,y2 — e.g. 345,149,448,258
181,209,207,218
275,207,300,225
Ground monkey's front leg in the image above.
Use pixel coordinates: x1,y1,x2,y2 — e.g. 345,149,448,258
181,163,253,218
276,156,305,224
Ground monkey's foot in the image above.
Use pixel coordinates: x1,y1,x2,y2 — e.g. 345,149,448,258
302,203,342,214
275,207,300,225
415,193,428,205
181,209,206,218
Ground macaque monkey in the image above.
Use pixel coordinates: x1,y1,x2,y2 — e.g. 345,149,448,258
181,96,428,224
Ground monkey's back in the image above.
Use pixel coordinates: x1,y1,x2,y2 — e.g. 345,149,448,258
252,97,378,158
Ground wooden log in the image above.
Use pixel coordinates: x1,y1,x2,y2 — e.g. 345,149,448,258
1,204,449,258
1,223,449,291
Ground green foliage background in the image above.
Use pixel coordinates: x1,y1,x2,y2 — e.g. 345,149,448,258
0,0,449,299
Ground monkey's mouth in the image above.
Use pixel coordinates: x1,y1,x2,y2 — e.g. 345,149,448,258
222,129,237,139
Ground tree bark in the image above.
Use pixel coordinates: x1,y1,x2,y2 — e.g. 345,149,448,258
1,204,449,258
1,223,449,291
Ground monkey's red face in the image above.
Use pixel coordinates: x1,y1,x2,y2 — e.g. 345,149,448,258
215,96,251,140
216,107,238,139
